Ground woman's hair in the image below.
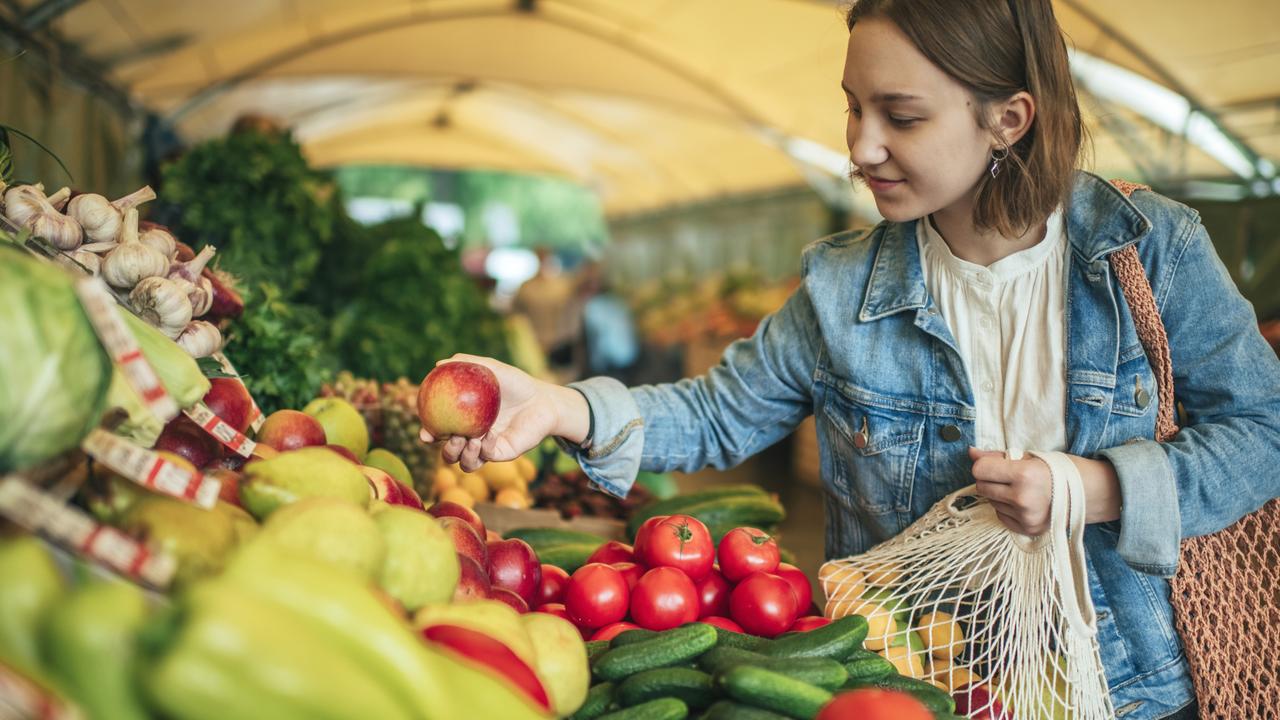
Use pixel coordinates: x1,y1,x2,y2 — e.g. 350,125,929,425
846,0,1086,237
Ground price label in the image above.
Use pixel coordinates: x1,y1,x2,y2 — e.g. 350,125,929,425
80,429,220,509
74,278,177,422
0,478,176,590
184,402,256,458
211,352,265,433
0,660,84,720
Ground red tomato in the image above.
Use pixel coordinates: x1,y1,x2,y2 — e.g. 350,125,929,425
774,562,813,612
535,564,570,607
789,616,832,632
564,563,629,630
699,616,745,633
611,562,644,593
588,541,635,565
589,621,640,642
815,688,932,720
717,527,781,582
630,567,700,631
694,565,731,618
636,514,714,582
729,571,799,638
631,515,668,562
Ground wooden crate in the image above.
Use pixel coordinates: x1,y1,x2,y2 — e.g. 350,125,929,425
474,502,626,541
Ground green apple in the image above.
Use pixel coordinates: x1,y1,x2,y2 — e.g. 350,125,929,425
257,496,386,581
372,505,459,611
302,397,369,460
364,448,414,488
521,612,589,717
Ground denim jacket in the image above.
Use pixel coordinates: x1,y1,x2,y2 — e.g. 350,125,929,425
565,171,1280,719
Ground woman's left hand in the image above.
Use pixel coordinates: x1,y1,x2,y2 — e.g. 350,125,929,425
970,447,1053,535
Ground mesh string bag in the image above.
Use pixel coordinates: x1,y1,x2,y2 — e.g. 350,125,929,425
1108,178,1280,720
821,450,1114,720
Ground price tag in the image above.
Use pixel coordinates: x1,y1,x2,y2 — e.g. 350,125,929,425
184,402,256,458
0,660,84,720
73,278,178,423
0,478,176,590
211,352,265,433
80,429,220,509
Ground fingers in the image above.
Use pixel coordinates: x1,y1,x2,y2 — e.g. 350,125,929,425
967,446,1004,461
440,435,466,465
458,438,484,473
419,428,435,444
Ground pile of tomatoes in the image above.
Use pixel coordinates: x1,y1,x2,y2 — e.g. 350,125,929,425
532,514,826,640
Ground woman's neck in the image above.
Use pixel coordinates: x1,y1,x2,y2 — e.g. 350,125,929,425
929,191,1047,266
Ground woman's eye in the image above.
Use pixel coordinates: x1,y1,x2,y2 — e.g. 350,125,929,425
847,107,862,118
889,115,918,127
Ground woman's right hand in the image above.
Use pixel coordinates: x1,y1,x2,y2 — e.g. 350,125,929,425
419,354,590,472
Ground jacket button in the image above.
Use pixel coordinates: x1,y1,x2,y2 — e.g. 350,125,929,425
939,424,962,442
1136,387,1151,409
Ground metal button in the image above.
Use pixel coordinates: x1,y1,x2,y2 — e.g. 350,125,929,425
1135,376,1151,409
853,416,869,449
940,424,962,442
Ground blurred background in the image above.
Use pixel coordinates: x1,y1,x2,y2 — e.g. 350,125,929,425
3,0,1279,571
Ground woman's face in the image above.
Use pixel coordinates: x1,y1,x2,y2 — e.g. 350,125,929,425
843,17,994,223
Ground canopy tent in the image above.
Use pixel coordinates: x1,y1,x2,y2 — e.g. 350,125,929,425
9,0,1280,216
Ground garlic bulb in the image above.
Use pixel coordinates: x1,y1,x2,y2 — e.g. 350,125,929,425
168,245,217,315
55,249,102,276
66,185,156,243
139,221,178,260
101,208,168,288
130,276,193,339
175,320,222,358
3,185,83,250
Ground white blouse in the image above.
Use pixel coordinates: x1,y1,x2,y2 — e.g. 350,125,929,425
917,208,1069,453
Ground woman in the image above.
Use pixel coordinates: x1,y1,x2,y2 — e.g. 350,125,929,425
423,2,1280,717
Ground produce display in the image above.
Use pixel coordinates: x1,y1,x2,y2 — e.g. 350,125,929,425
632,273,798,349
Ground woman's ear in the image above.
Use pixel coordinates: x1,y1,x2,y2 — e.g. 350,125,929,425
991,90,1036,149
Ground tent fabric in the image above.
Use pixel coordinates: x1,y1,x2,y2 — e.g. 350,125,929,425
26,0,1280,216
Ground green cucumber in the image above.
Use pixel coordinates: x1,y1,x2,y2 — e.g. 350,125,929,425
702,700,792,720
715,666,833,720
626,486,768,538
586,640,610,663
611,628,660,648
842,653,896,683
597,697,688,720
536,543,600,573
504,527,604,546
617,668,716,709
682,497,787,542
850,676,956,715
712,625,771,652
594,623,719,681
698,647,847,691
764,615,868,660
573,682,618,720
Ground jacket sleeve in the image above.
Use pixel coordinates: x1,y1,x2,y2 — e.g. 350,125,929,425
1099,217,1280,576
562,270,823,498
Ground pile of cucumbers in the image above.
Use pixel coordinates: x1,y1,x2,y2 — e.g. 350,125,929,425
574,615,962,720
624,485,786,543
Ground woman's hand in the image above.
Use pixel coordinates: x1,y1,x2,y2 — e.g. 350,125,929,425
970,447,1124,535
419,354,590,473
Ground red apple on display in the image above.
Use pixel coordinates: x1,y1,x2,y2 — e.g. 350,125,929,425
362,466,424,509
202,378,254,434
212,451,247,471
209,469,243,508
454,554,492,601
417,362,501,438
256,410,326,451
490,587,530,614
154,417,220,469
536,564,571,606
487,539,542,605
427,500,486,539
439,516,488,568
486,530,502,543
325,444,360,464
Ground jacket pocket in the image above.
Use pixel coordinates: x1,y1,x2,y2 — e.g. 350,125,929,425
817,382,925,515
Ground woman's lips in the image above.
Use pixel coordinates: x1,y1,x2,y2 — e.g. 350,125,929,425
865,175,905,193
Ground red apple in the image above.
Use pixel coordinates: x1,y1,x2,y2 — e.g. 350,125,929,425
428,500,486,540
954,684,1011,720
256,410,326,451
211,451,247,471
154,417,220,469
362,466,424,509
325,444,361,464
490,586,530,614
417,362,501,438
439,516,488,568
202,377,253,434
487,538,541,605
486,530,502,543
453,553,491,602
587,541,635,566
208,468,243,508
535,564,570,606
611,562,644,593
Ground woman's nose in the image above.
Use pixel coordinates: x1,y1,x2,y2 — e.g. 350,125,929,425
848,119,889,169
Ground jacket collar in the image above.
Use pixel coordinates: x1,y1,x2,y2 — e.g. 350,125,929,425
858,171,1152,322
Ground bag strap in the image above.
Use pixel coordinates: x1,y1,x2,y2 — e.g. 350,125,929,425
1106,179,1180,442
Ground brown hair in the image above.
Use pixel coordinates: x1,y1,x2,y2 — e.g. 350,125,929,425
846,0,1086,237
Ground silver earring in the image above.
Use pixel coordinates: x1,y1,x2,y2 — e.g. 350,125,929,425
989,146,1010,178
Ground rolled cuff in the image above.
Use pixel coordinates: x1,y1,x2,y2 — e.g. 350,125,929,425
1098,439,1180,577
555,376,644,499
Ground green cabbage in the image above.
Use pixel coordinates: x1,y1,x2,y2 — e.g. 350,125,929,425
0,245,113,472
